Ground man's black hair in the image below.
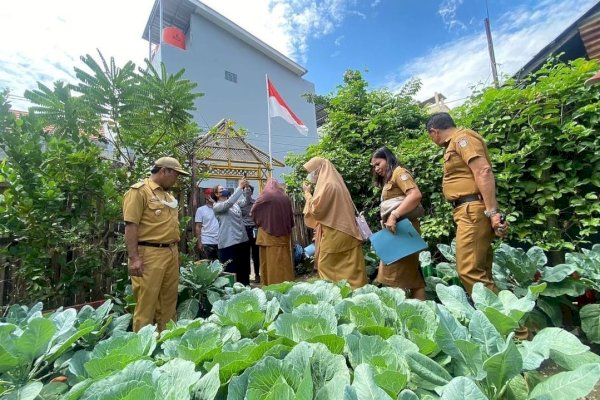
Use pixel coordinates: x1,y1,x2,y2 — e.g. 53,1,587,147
426,112,456,132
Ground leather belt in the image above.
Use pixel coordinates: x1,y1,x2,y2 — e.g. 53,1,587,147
451,194,482,208
138,241,176,248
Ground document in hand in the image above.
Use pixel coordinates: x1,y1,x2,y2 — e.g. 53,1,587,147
370,219,428,265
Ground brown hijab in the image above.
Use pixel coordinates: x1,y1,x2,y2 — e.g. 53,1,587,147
303,157,361,240
251,178,294,236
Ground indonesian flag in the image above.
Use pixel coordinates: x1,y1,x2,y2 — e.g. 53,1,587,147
267,78,308,136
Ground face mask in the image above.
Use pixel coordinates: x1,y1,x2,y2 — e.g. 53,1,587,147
307,172,318,183
220,189,231,198
160,198,178,209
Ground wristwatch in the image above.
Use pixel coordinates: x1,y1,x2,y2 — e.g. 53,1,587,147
484,209,500,218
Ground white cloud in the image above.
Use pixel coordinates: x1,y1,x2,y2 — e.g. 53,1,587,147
438,0,466,31
0,0,155,109
387,0,598,105
0,0,367,109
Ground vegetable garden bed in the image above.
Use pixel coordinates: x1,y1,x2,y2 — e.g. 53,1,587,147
1,279,599,399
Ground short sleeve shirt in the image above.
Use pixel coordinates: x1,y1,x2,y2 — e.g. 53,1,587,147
382,167,417,201
122,178,180,243
195,205,219,245
442,127,492,201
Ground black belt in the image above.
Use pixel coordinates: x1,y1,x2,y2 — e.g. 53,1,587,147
451,194,482,208
138,241,176,248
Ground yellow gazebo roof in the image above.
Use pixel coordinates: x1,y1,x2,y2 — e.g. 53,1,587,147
196,119,284,189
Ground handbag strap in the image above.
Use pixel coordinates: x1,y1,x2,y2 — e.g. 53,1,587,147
350,199,360,216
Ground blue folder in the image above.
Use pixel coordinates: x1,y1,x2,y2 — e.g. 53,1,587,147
370,219,428,265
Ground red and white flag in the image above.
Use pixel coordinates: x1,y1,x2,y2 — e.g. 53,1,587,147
267,78,308,136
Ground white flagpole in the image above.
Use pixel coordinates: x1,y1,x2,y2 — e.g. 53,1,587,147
265,74,273,177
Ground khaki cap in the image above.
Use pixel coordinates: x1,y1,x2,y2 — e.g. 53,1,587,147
154,157,190,176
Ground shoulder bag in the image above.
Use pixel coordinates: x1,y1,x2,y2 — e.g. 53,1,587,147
380,196,425,221
351,200,373,241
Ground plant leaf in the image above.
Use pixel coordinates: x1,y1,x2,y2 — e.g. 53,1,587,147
528,363,600,400
580,304,600,344
439,376,487,400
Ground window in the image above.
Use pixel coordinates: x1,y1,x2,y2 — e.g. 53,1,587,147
225,70,237,83
225,179,238,190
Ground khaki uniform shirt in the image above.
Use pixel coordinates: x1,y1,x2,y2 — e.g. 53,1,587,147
382,166,417,201
122,178,180,244
442,127,492,201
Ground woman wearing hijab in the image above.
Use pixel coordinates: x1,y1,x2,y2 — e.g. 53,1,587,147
371,147,426,300
302,157,367,289
251,178,295,285
212,178,251,285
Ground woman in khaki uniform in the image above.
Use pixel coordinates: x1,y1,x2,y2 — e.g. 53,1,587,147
302,157,367,289
371,147,426,300
251,178,295,285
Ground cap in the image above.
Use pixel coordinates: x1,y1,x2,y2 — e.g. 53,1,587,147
154,157,190,176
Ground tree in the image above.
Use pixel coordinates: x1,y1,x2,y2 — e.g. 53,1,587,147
0,51,204,306
284,71,453,241
454,57,600,263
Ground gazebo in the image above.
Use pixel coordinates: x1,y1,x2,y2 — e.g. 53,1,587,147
194,119,284,191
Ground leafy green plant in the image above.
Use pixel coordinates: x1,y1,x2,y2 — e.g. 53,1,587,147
580,303,600,344
455,57,600,258
177,259,232,320
0,51,203,308
492,242,600,330
211,289,279,338
3,280,600,400
283,71,433,237
0,301,129,398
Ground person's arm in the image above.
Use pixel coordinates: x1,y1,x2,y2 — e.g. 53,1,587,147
303,182,333,219
213,187,244,213
195,222,203,250
125,222,144,276
468,157,507,237
214,179,248,213
385,187,422,233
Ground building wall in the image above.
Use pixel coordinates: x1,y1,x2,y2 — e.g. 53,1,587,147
160,12,318,187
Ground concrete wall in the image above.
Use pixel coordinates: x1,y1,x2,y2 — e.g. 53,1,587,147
160,12,318,188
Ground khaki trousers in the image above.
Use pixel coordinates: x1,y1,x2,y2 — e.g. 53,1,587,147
452,202,497,295
453,202,529,339
131,245,179,332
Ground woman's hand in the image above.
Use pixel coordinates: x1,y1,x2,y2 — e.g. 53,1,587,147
302,182,312,193
239,178,248,189
384,214,398,233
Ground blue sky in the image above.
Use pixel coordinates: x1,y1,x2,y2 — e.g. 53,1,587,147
1,0,597,110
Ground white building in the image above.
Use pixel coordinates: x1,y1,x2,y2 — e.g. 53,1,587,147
142,0,318,186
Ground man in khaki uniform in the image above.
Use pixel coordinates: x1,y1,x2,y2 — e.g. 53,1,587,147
426,112,508,294
123,157,190,332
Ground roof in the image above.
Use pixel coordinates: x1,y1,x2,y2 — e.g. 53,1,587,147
142,0,307,76
197,119,284,167
315,103,327,128
419,93,447,106
514,1,600,79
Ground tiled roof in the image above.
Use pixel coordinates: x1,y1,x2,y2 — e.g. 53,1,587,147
196,119,284,167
